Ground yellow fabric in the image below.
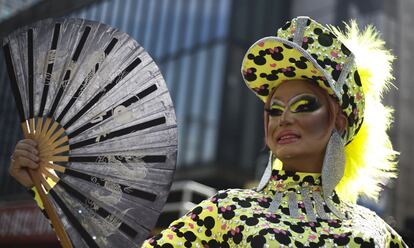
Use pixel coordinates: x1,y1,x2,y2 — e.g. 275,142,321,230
29,174,57,210
142,169,407,247
242,17,399,203
30,186,45,210
330,22,398,203
143,199,223,247
241,17,365,144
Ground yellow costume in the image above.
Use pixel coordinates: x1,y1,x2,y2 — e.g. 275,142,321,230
142,16,407,247
142,169,405,247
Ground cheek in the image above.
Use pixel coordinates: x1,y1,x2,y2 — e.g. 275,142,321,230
266,118,279,139
299,110,331,139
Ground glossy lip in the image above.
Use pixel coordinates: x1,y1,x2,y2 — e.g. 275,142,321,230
276,130,301,144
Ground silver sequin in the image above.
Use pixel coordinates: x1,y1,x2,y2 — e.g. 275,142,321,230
293,18,308,46
268,191,283,212
300,187,317,222
322,130,345,201
313,191,329,220
288,191,299,218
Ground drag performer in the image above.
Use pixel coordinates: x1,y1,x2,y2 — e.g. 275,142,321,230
141,16,407,247
10,17,407,247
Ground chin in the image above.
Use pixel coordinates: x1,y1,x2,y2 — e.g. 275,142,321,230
274,147,303,160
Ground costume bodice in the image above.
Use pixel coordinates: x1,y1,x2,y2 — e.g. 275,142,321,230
261,169,348,223
143,169,406,247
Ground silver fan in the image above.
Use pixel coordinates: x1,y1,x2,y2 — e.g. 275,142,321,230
2,18,177,248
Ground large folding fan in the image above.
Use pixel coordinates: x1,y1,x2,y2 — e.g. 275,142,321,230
2,18,177,247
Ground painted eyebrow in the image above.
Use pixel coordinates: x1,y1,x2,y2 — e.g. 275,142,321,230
270,98,285,107
272,93,318,105
288,93,319,104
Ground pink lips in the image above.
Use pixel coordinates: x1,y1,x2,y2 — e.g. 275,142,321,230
276,130,301,144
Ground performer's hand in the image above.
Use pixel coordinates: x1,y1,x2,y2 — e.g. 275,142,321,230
9,139,39,188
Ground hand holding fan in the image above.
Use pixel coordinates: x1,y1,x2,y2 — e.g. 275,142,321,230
3,18,177,247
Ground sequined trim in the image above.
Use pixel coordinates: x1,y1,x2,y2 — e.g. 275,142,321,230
325,196,346,220
293,18,308,45
256,155,273,191
288,191,299,218
313,191,329,219
262,169,349,221
268,191,283,212
321,130,345,200
336,53,355,95
300,187,317,222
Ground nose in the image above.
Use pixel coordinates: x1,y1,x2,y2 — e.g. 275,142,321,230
279,109,294,126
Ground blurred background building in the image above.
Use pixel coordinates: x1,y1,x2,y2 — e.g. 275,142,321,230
0,0,413,247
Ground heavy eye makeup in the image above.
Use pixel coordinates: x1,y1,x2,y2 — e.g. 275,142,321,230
265,94,321,116
266,100,285,117
289,94,321,113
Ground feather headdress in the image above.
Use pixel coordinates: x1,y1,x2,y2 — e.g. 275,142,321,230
242,17,398,203
330,21,398,203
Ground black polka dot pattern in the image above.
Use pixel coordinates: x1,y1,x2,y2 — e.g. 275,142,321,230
241,16,365,144
142,170,407,247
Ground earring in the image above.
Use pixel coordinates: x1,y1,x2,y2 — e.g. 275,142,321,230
256,152,274,191
321,129,345,201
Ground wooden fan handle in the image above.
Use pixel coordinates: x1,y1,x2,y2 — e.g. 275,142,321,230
21,122,73,248
28,169,73,248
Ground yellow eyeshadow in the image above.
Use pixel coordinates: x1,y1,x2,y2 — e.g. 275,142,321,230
289,99,310,111
270,104,285,111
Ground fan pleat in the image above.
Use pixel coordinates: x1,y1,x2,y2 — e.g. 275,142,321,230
56,37,119,123
60,174,160,227
70,116,166,150
67,81,170,142
56,177,154,245
3,17,177,247
3,43,26,122
54,24,119,123
62,168,157,202
49,188,100,248
68,154,172,170
52,188,143,248
67,83,159,138
55,179,140,237
38,22,61,117
48,25,92,118
69,128,177,155
27,28,35,118
63,56,142,129
59,48,150,130
61,165,175,201
46,191,89,248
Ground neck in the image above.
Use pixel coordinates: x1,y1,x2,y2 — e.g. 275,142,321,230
279,154,324,173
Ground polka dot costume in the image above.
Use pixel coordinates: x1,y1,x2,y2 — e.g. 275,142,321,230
142,168,406,247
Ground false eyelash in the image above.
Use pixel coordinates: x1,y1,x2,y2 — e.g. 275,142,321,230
264,108,283,116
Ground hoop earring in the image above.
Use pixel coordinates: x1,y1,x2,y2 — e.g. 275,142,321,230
321,129,345,201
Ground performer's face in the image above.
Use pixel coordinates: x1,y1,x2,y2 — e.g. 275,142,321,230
266,80,337,172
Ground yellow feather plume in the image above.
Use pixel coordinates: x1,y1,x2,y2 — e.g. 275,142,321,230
329,21,398,203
